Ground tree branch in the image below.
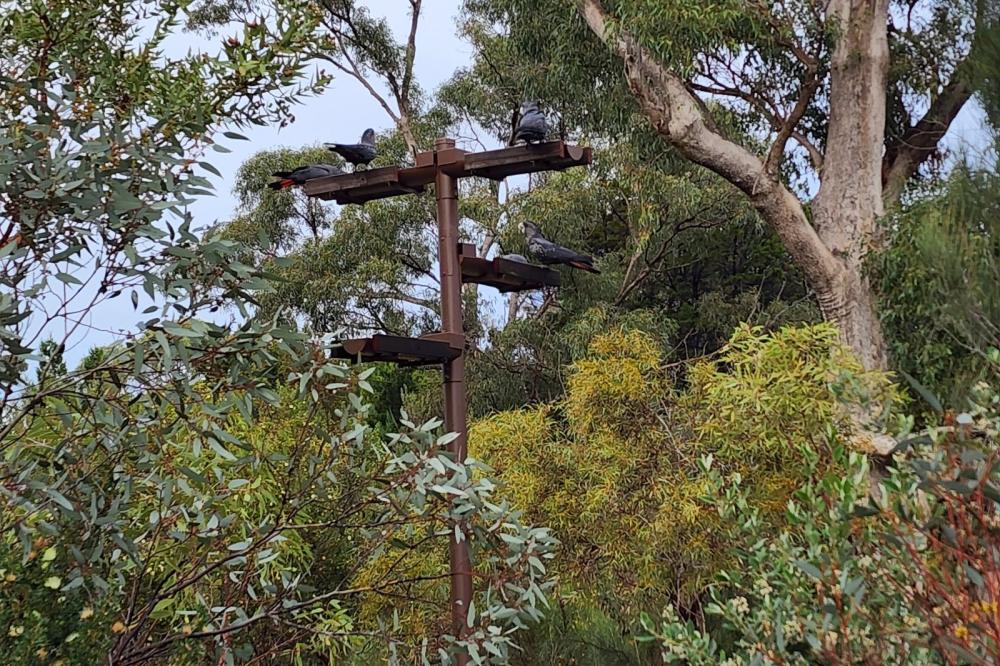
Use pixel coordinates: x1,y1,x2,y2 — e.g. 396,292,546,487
792,129,824,172
323,35,400,125
401,0,421,111
576,0,842,295
615,209,723,305
317,3,417,151
881,0,990,208
881,77,974,207
765,61,820,174
747,0,818,70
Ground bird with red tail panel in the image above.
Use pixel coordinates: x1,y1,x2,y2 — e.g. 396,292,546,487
267,164,343,190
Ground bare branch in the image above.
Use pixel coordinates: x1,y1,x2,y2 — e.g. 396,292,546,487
792,130,824,172
318,37,400,125
765,61,820,174
747,0,818,69
401,0,422,111
881,76,974,207
691,70,823,176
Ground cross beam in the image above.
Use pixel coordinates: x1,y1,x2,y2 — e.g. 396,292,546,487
305,138,591,662
303,140,592,204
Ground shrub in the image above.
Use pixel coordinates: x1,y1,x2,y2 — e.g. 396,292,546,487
471,324,896,620
641,382,1000,664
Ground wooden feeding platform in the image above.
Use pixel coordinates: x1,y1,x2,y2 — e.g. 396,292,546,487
303,165,436,204
302,141,591,205
447,141,592,181
329,334,461,367
296,136,593,649
457,243,560,293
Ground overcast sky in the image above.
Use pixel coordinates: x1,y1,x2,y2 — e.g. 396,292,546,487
58,1,991,366
187,0,471,227
61,0,469,366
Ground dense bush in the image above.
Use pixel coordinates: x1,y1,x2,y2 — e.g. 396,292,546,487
877,167,1000,410
471,324,897,629
642,382,1000,664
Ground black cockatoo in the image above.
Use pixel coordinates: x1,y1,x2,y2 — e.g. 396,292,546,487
325,128,377,169
509,101,547,145
267,164,343,190
520,221,599,273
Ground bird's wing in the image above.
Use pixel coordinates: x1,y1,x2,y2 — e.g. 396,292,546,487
327,144,376,163
295,166,326,181
514,110,547,137
528,233,592,264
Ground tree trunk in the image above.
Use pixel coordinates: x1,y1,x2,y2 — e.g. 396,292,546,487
814,266,888,373
576,0,893,372
810,0,891,371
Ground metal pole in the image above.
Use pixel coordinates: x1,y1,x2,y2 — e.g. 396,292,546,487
434,137,472,660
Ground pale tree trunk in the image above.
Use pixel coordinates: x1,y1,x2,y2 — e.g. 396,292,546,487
577,0,890,374
810,0,891,372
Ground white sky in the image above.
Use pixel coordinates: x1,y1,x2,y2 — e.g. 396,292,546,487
187,0,471,226
63,0,470,366
58,0,992,366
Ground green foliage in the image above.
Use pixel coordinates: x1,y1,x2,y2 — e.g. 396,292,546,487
510,593,658,665
457,0,984,192
685,323,901,463
877,166,1000,409
226,138,445,335
37,339,66,380
471,324,894,636
0,544,116,664
641,384,1000,664
0,0,323,384
4,376,559,663
0,1,559,662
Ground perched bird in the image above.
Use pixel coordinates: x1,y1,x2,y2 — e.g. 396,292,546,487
520,221,599,273
325,128,377,170
267,164,343,190
509,101,547,145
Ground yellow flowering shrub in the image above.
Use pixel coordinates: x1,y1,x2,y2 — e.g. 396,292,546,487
352,542,449,642
685,323,900,467
470,324,899,613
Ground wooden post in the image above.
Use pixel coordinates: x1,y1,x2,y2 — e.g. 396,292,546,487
434,137,472,661
302,138,591,662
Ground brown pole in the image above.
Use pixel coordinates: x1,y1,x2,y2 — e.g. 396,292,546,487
434,137,472,660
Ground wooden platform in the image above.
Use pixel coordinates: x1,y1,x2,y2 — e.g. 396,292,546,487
460,255,560,292
302,141,592,205
302,165,435,204
456,142,592,181
329,334,461,366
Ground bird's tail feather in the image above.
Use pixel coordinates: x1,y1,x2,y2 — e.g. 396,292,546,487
568,259,600,274
272,170,292,177
566,254,601,273
267,179,295,190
